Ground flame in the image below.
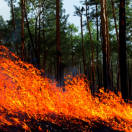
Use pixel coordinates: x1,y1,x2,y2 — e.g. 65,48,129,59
0,45,132,131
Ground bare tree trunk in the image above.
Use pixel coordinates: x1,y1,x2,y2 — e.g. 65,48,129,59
24,2,38,65
119,0,128,100
10,0,15,31
127,60,130,98
10,0,18,55
80,14,86,75
56,0,61,84
24,4,35,50
37,13,41,68
43,23,46,75
111,61,114,90
35,18,37,49
116,60,120,93
70,28,74,67
85,1,95,93
21,0,25,60
111,0,119,42
111,0,120,93
100,0,112,91
96,2,100,89
96,3,99,42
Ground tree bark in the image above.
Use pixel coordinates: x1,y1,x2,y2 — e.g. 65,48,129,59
37,13,41,68
35,17,38,49
85,1,95,93
24,5,35,50
110,0,120,93
70,28,74,67
80,14,86,75
43,23,47,76
10,0,15,31
119,0,128,99
111,0,119,42
56,0,61,84
21,0,25,60
24,2,39,67
96,2,100,89
100,0,112,91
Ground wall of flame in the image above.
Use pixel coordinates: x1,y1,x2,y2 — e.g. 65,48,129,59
0,45,131,131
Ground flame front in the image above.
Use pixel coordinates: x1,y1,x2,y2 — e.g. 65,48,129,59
0,45,132,131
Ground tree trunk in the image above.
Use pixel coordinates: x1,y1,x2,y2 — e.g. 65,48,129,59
37,13,41,68
96,2,100,89
10,0,15,31
119,0,128,99
70,28,74,67
110,0,120,92
80,15,86,75
21,0,25,60
85,1,95,93
111,0,119,42
43,23,47,76
33,17,40,67
100,0,112,91
35,17,38,50
56,0,61,84
24,4,35,51
10,0,18,54
111,61,114,90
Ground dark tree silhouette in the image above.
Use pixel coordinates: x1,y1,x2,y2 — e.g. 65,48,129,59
21,0,25,60
119,0,128,100
74,6,86,75
10,0,15,31
85,0,95,93
100,0,112,91
56,0,61,84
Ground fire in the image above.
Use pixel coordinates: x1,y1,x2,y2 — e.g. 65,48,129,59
0,45,132,131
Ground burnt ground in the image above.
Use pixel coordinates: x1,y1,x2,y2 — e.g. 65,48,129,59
0,113,123,132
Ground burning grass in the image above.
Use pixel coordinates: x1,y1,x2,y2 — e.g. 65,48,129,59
0,45,132,132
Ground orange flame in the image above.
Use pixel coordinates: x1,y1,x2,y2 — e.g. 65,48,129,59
0,45,132,131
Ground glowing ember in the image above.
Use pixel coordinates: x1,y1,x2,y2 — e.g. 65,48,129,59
0,45,132,131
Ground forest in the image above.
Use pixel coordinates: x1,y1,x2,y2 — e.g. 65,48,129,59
1,0,131,100
0,0,132,131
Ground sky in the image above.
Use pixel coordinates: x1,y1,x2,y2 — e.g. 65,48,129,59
0,0,80,28
63,0,80,28
0,0,10,20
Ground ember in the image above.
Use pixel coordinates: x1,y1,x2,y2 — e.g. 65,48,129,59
0,45,132,132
